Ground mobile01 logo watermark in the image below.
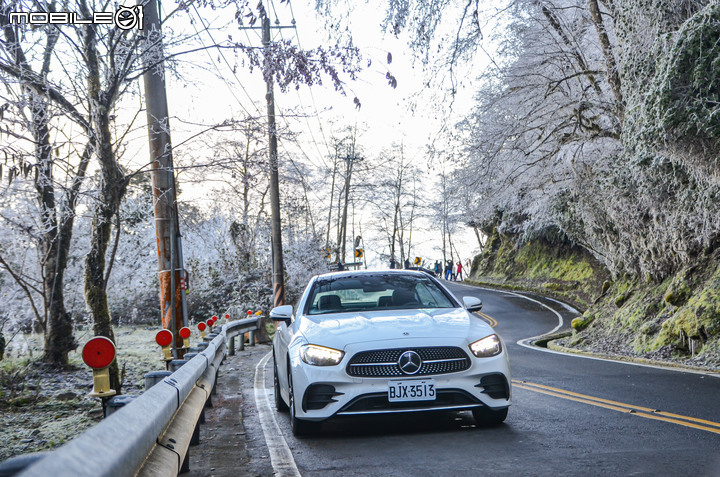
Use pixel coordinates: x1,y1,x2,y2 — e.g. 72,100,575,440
9,5,144,30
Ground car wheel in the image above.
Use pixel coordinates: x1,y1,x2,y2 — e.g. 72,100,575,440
288,367,320,436
472,406,508,427
273,355,288,413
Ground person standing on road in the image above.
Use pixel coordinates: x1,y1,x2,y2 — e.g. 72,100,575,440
456,261,463,281
445,260,453,280
434,260,441,277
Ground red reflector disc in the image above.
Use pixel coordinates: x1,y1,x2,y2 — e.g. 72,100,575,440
179,327,191,339
212,315,218,321
206,319,213,327
155,329,173,347
224,314,230,319
82,337,116,369
198,322,206,331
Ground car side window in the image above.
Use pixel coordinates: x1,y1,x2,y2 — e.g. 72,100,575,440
416,283,454,308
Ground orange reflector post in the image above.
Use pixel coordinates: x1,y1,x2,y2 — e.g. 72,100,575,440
224,313,230,322
179,327,191,349
206,319,214,330
198,322,207,339
82,337,117,398
156,329,174,361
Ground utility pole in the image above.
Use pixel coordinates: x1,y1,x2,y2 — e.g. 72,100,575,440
325,145,339,253
140,0,187,356
237,14,295,307
339,144,362,263
264,16,285,308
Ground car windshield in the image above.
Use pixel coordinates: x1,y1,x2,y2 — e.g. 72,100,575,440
305,273,456,315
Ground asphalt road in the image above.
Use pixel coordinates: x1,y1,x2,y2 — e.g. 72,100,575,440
192,282,720,477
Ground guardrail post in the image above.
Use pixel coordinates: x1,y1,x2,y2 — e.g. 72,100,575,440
144,371,172,390
169,359,188,372
248,330,255,347
180,452,190,474
104,395,138,418
238,333,245,351
190,420,201,445
229,335,235,356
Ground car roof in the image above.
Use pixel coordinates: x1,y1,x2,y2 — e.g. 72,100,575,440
315,269,429,280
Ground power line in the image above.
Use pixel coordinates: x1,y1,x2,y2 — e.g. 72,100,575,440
189,4,263,120
286,0,333,165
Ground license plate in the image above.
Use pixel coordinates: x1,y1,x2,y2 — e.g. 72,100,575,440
387,379,436,402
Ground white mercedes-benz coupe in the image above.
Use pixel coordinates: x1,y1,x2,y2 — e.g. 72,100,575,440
270,270,511,435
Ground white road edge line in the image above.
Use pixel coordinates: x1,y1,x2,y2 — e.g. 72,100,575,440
454,282,720,378
253,351,302,477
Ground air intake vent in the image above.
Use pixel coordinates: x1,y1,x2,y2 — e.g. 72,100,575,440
476,373,509,400
302,384,343,411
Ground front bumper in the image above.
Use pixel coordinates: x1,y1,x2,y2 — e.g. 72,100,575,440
289,339,511,421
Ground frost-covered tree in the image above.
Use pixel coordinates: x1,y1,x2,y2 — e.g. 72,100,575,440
0,0,364,372
0,10,92,365
364,143,423,266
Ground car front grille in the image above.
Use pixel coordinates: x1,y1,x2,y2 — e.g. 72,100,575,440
346,346,470,377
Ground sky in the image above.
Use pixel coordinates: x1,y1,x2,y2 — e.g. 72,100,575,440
148,0,485,268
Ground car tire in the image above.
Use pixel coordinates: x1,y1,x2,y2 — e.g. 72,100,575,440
472,406,508,427
273,355,289,413
288,367,320,436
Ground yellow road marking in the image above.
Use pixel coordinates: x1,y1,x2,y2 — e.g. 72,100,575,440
476,311,498,327
513,380,720,435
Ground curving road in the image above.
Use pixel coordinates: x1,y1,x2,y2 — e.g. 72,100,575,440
195,282,720,477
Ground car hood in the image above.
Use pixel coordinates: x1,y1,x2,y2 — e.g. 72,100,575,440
296,308,493,350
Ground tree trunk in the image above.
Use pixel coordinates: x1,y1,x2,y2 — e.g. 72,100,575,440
82,19,127,392
83,139,126,392
33,96,77,366
2,7,78,367
588,0,623,121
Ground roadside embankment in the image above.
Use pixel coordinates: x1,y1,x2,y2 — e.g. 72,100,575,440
468,229,720,371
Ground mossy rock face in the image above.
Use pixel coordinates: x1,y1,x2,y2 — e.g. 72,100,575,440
543,281,566,291
472,232,609,309
646,4,720,156
614,292,630,307
601,281,613,295
663,273,692,306
572,314,595,332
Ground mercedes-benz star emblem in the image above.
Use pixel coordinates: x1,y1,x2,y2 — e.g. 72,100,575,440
397,350,422,375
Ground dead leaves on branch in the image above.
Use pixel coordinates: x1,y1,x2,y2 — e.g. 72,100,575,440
236,39,362,94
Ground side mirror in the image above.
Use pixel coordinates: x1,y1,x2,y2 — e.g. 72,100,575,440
462,296,483,312
269,305,293,325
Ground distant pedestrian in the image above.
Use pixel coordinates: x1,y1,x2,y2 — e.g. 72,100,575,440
456,261,463,281
445,260,453,280
404,258,410,269
390,258,396,269
434,260,441,277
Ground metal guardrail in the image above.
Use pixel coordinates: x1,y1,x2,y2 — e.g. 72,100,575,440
2,317,260,477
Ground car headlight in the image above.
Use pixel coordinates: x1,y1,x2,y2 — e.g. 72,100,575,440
469,334,502,357
300,344,345,366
